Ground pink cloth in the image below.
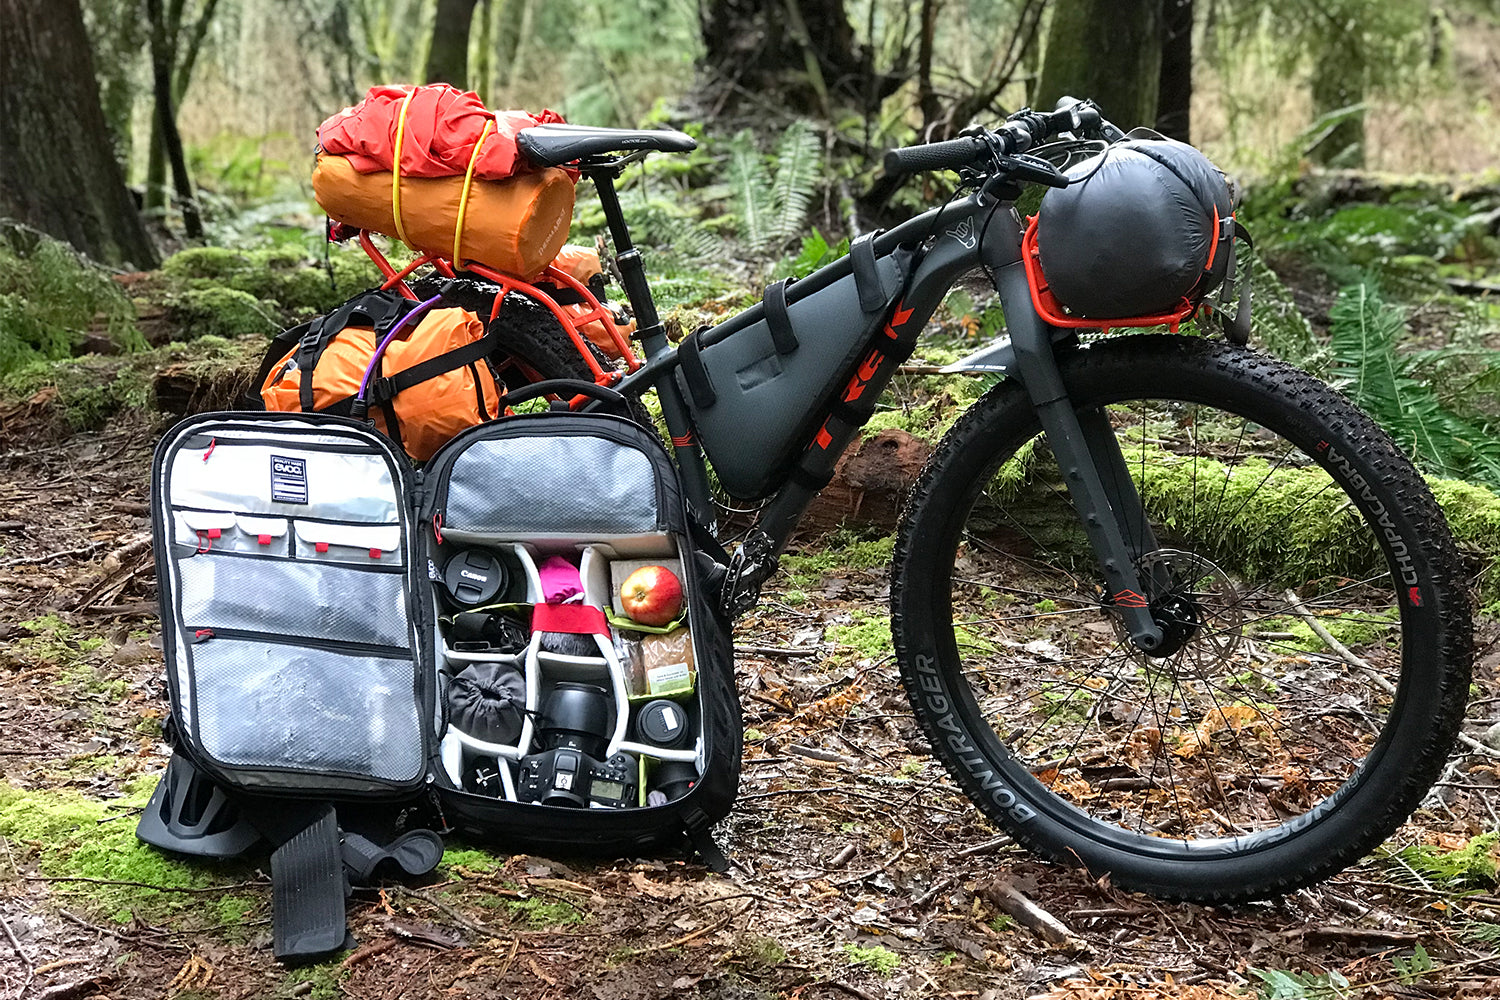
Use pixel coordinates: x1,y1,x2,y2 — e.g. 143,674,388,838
537,555,583,604
316,83,567,179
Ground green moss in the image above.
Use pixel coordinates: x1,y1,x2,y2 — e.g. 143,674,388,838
167,287,278,339
161,245,377,320
275,960,348,999
0,229,141,378
1426,476,1500,606
506,895,585,928
828,611,892,662
780,530,895,587
734,934,788,968
842,943,900,976
440,846,503,874
1257,607,1400,654
0,783,254,925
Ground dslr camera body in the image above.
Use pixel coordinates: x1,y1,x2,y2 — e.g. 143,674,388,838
517,747,638,808
517,681,639,808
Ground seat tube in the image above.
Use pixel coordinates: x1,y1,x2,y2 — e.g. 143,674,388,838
988,252,1165,652
588,170,715,522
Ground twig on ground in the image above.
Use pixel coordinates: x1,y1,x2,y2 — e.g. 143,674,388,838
911,877,953,908
819,980,880,1000
0,542,105,569
388,885,504,940
833,846,909,887
623,912,734,956
979,879,1085,949
58,910,189,951
734,644,819,658
1294,925,1421,944
26,875,263,894
826,844,858,868
956,835,1012,858
1281,589,1396,695
0,908,31,971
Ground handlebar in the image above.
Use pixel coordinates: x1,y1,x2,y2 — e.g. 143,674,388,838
882,98,1122,178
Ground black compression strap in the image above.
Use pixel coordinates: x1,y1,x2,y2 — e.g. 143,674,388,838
250,321,310,408
679,328,717,409
296,316,327,412
380,324,500,398
762,279,798,355
294,291,413,413
532,282,587,307
850,233,885,313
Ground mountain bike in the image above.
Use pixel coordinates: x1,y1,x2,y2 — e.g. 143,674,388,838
339,100,1472,902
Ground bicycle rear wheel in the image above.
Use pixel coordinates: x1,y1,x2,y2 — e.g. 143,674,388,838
892,335,1471,902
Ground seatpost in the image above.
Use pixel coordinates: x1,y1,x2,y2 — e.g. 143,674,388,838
586,170,668,357
584,168,716,526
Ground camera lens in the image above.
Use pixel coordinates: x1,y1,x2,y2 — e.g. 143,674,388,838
648,761,698,803
635,699,691,749
539,683,611,759
442,548,508,608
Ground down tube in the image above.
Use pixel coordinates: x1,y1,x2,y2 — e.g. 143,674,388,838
750,195,1008,551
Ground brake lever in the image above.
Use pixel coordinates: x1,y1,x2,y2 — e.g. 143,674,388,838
997,153,1069,189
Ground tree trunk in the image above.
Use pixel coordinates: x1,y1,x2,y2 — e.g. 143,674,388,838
425,0,481,88
917,0,940,137
1034,0,1162,129
0,0,158,268
147,0,202,238
1156,0,1192,141
699,0,888,116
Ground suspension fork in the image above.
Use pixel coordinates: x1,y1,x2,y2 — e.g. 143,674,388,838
993,261,1166,652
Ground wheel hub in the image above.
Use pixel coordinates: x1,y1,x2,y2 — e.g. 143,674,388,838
1110,549,1243,665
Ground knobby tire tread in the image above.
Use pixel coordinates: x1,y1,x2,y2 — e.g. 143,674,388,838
891,336,1472,903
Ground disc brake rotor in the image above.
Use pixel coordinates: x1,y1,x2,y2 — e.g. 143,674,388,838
1111,548,1244,669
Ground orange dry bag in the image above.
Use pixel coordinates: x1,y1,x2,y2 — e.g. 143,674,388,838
254,290,501,461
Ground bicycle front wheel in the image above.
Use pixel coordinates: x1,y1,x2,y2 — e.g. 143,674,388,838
891,336,1471,902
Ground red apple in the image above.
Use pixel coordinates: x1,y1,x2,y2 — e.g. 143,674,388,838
619,565,684,627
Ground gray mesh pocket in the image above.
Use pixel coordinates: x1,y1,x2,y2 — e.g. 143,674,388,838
177,556,409,648
444,437,658,534
189,639,424,782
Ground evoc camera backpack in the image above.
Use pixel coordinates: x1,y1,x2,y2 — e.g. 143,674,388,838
142,407,741,960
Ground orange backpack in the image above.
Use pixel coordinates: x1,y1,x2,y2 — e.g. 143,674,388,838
255,290,501,461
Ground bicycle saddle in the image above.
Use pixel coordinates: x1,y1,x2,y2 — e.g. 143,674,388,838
517,124,696,167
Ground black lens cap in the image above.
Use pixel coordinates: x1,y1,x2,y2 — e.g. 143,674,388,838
636,699,691,748
442,548,506,608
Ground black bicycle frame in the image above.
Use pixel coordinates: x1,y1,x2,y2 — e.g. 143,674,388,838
599,174,1167,651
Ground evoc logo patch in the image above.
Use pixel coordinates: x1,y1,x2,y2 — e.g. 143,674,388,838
270,455,308,505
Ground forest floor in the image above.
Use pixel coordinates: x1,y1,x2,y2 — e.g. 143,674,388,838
1,403,1499,1000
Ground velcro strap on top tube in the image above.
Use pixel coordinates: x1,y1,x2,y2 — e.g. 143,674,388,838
849,232,886,313
762,279,798,355
678,327,717,409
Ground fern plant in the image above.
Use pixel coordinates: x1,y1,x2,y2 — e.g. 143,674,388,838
728,120,823,259
1327,280,1500,489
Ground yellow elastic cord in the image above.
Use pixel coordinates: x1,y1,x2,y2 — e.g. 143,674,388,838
390,89,416,247
452,118,494,266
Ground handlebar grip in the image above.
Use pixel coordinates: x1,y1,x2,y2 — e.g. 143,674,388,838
883,136,987,175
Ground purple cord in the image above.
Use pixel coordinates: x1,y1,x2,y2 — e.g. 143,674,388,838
357,293,443,401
